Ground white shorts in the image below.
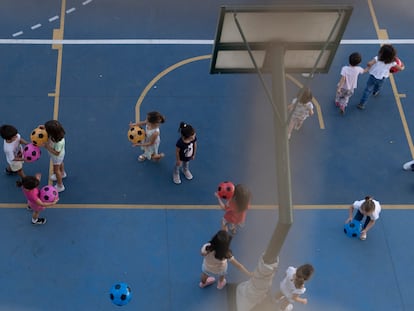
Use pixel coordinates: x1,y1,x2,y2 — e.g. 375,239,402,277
9,160,23,172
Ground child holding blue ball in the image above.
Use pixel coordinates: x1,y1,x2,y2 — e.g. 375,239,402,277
345,196,381,240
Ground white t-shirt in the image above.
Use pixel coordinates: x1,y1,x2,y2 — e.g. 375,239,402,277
280,266,306,302
369,56,396,79
3,133,22,164
340,65,365,90
353,199,381,220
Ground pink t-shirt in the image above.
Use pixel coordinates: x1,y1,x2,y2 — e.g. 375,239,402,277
23,188,45,212
223,200,249,225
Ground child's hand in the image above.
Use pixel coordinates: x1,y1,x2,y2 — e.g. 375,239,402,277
129,122,135,128
345,217,352,224
132,143,142,147
214,192,220,199
302,298,308,305
53,198,59,204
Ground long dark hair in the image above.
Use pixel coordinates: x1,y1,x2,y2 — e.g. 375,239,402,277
45,120,65,142
233,184,251,212
206,230,232,260
178,122,195,139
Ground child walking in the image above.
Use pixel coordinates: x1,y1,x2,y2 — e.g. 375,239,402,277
0,124,28,178
215,184,251,235
42,120,66,192
173,122,197,184
274,264,314,311
357,44,405,110
345,196,381,240
16,174,59,225
287,87,314,139
130,111,165,162
335,52,368,114
200,230,252,290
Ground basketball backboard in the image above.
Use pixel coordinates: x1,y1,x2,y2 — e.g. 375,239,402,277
210,5,353,74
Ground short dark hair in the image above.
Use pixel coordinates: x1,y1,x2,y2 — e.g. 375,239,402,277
349,52,362,66
178,122,195,138
0,125,18,140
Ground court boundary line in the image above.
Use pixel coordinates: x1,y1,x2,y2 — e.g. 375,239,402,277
1,203,414,210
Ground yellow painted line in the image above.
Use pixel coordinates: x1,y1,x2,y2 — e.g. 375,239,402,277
286,73,325,130
135,54,212,122
1,203,414,210
367,0,413,157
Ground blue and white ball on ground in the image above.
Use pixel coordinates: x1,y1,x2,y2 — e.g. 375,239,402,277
344,220,362,238
109,282,132,306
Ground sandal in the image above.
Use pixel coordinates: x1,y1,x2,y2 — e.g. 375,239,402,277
199,276,215,288
138,154,146,162
360,232,367,241
217,278,227,290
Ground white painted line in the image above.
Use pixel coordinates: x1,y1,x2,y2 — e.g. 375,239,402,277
2,38,414,45
82,0,93,5
49,15,59,22
0,39,215,45
31,24,42,30
66,7,76,14
12,31,23,37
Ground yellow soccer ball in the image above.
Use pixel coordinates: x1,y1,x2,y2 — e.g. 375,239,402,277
30,127,49,146
128,126,145,144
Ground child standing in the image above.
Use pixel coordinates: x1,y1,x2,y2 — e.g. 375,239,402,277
345,196,381,240
215,184,251,235
200,230,252,290
173,122,197,184
357,44,405,110
130,111,165,162
42,120,66,192
287,87,314,139
335,52,368,114
16,174,59,225
0,124,28,177
274,264,314,311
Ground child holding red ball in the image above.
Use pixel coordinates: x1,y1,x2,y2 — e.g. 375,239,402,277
215,183,251,234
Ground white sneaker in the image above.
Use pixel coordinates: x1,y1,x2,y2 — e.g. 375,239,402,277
283,304,293,311
182,168,193,180
403,160,414,171
50,172,67,181
173,172,181,184
55,184,65,192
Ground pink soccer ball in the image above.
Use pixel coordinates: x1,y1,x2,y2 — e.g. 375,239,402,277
23,143,41,162
39,185,59,203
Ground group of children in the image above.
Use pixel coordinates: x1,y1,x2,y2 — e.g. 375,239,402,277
1,120,66,225
336,44,405,114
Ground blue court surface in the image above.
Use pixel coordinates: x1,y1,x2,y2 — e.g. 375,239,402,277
1,0,414,310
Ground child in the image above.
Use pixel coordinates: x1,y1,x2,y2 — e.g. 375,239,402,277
0,124,28,177
173,122,197,184
274,264,314,311
287,87,314,139
130,111,165,162
215,184,251,235
345,196,381,240
16,174,59,225
42,120,66,192
200,230,252,290
357,44,405,110
335,52,368,114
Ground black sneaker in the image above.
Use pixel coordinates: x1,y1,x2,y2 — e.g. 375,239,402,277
5,167,15,175
32,218,47,225
373,91,379,96
357,103,365,110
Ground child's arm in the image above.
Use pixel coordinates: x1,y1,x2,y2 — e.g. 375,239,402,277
291,294,307,305
367,58,376,67
214,192,227,210
336,75,346,92
345,205,354,223
308,106,314,116
134,131,159,147
394,63,405,71
129,120,146,128
44,142,60,156
34,197,59,207
229,257,253,277
192,141,197,160
19,137,29,145
175,147,181,166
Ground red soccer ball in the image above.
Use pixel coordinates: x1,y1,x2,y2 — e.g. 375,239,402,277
217,181,235,200
390,57,404,73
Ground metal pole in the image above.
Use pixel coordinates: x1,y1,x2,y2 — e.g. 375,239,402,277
262,44,293,265
236,45,293,311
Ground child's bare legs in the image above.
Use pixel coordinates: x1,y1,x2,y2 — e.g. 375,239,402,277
274,292,290,310
53,163,65,192
217,274,227,289
288,119,296,139
199,272,215,288
17,168,25,178
221,219,229,232
294,120,304,130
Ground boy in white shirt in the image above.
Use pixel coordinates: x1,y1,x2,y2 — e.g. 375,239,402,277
0,124,28,177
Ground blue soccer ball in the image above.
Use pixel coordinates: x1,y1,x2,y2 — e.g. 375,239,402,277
109,282,132,306
344,220,362,238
